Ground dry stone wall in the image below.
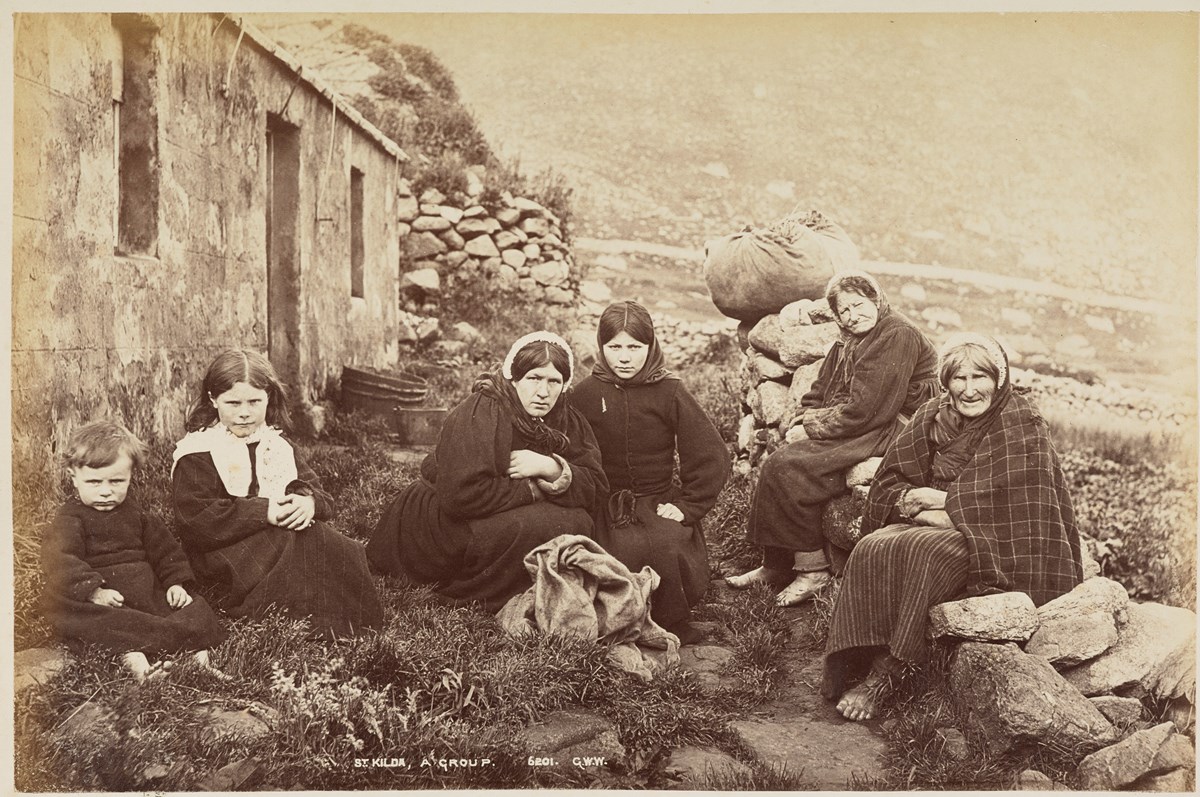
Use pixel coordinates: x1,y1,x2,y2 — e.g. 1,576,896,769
395,178,579,347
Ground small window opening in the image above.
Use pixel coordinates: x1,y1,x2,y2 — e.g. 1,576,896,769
350,167,365,298
112,14,159,257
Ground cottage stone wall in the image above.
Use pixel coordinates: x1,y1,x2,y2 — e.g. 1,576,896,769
13,13,405,465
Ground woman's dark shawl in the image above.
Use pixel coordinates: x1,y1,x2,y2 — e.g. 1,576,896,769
862,392,1083,606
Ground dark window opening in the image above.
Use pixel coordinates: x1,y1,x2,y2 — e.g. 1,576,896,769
350,167,365,298
112,14,159,257
266,114,302,387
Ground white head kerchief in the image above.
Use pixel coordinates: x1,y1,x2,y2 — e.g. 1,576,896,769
502,330,575,388
171,423,299,500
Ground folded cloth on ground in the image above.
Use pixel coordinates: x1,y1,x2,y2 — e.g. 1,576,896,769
497,534,680,681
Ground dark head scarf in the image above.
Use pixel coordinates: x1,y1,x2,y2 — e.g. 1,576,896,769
472,331,577,456
590,301,679,386
930,333,1013,482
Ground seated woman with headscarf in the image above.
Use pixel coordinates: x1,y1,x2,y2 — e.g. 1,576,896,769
366,331,608,610
823,333,1083,721
726,269,940,606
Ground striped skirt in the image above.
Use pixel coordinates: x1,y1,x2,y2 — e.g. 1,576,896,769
821,524,968,699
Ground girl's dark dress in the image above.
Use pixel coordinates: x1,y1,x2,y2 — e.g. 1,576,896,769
41,497,226,654
366,391,608,610
173,443,384,639
573,376,730,627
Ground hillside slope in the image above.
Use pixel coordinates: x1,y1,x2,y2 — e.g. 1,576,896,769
340,12,1196,303
250,12,1197,394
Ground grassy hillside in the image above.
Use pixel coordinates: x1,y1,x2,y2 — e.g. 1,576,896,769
347,12,1195,303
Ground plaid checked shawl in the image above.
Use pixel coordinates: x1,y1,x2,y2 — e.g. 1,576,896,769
863,392,1082,606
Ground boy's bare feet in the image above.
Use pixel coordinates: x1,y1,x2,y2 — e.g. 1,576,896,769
191,649,232,681
122,652,169,682
725,566,787,590
775,569,832,607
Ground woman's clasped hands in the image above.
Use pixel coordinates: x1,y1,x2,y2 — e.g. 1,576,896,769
900,487,953,528
268,493,316,530
507,449,563,482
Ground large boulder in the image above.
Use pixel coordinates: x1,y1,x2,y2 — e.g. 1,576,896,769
747,350,792,383
1075,722,1192,790
1036,577,1128,625
406,231,447,260
746,314,786,358
663,746,752,788
464,234,501,259
519,709,624,776
1088,695,1145,728
949,642,1118,755
400,268,440,296
778,324,841,369
15,647,75,696
929,593,1040,642
822,486,868,551
1025,611,1119,667
845,458,882,488
412,215,452,233
784,360,826,419
1062,601,1196,700
747,317,841,368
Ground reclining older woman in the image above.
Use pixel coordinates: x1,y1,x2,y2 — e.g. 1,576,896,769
823,333,1083,721
727,269,940,606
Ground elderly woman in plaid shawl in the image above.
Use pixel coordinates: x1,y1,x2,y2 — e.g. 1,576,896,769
822,333,1083,721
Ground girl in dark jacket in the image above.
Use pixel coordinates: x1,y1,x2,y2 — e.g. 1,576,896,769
573,302,730,642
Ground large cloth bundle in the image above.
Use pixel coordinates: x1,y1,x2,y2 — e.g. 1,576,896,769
498,534,680,681
704,209,860,322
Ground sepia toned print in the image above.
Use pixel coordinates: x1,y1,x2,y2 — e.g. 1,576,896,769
10,5,1197,792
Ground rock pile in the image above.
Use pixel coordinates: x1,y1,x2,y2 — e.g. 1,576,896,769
731,296,840,471
396,179,579,346
933,580,1195,790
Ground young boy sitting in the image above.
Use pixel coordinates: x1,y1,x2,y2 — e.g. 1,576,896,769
40,421,226,681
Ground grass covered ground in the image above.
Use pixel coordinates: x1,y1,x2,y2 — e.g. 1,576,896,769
12,401,795,791
13,351,1196,790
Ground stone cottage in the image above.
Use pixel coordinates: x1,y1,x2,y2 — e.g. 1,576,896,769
12,13,410,464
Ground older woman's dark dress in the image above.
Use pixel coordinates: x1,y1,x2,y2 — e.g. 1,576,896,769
822,390,1083,698
366,391,608,610
747,308,939,567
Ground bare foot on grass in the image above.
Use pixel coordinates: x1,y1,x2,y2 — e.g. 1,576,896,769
836,654,898,721
190,649,232,681
122,652,170,683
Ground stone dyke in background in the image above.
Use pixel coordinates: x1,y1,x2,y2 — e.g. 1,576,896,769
394,178,579,347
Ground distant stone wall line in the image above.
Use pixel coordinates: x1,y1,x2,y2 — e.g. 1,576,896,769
573,238,1187,318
